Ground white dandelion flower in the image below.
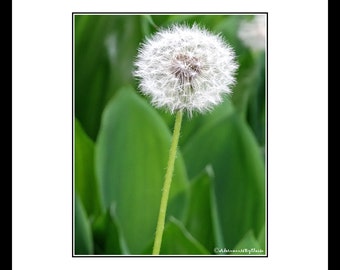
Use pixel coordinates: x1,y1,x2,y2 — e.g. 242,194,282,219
238,15,266,51
133,24,238,116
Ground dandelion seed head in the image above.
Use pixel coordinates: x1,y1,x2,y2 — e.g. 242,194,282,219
238,15,266,51
133,24,238,116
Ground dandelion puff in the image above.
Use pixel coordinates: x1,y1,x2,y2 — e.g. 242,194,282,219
238,15,266,51
133,24,238,116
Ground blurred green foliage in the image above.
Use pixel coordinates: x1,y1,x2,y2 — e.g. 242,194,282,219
74,14,266,255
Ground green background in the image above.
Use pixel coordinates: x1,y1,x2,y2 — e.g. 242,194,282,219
74,14,266,255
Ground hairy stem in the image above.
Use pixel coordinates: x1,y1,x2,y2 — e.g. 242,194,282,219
152,110,183,255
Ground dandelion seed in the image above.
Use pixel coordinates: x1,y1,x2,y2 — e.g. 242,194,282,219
133,24,238,116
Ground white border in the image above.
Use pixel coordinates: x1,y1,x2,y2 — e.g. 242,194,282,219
13,0,328,269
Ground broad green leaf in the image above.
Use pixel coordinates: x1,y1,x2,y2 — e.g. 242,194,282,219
75,119,103,217
143,217,210,255
179,99,234,147
92,208,124,255
95,87,189,254
232,230,264,255
75,194,94,255
158,99,234,150
183,170,215,253
75,15,145,140
182,112,265,250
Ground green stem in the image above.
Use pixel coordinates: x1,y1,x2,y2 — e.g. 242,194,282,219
152,110,183,255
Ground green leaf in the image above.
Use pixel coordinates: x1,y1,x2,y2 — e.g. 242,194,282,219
95,87,189,254
75,194,94,255
183,170,215,253
232,230,265,255
75,15,146,140
232,50,266,147
143,217,210,255
182,112,265,250
179,99,234,148
209,166,226,250
75,118,103,217
92,208,124,255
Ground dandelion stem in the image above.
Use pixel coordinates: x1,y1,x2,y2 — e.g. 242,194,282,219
152,110,183,255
